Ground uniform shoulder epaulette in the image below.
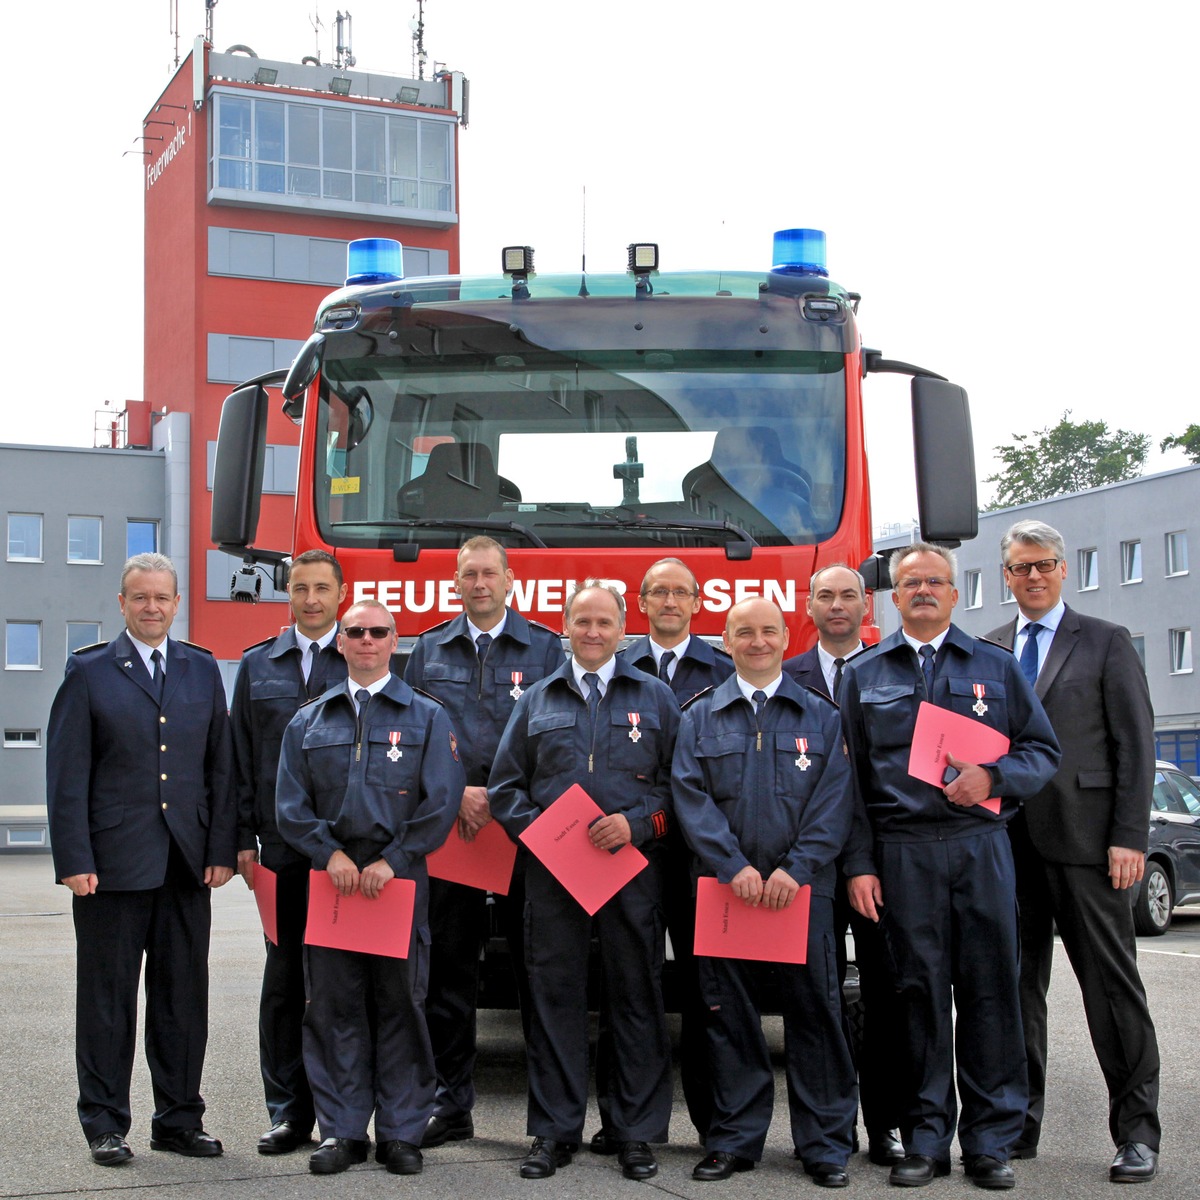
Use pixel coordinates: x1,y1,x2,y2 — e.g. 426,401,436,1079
241,635,277,654
410,684,445,706
72,640,109,655
527,618,563,639
975,634,1012,653
802,683,839,709
680,684,715,710
177,639,215,655
416,617,455,638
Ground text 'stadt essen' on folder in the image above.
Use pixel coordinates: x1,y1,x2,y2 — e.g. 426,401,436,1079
693,876,810,964
908,699,1008,815
304,870,415,959
427,816,518,895
251,862,278,945
518,783,648,916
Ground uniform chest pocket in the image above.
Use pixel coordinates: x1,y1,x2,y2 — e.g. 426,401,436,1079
301,724,355,788
693,731,748,798
251,677,299,702
859,682,917,750
364,723,424,788
607,707,661,772
945,677,1008,725
489,662,541,704
773,730,827,797
527,708,579,761
420,661,473,703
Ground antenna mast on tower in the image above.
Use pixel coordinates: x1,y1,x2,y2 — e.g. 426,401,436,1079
410,1,428,80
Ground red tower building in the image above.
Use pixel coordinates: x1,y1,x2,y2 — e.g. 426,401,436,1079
142,35,466,668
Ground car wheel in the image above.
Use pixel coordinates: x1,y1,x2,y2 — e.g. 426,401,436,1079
1133,862,1173,936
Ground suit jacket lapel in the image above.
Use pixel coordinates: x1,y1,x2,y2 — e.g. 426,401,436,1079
112,631,159,702
1035,608,1079,699
161,639,190,707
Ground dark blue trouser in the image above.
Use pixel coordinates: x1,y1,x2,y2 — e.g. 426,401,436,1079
426,864,530,1118
523,852,671,1145
303,933,433,1144
877,830,1026,1161
698,894,857,1164
257,858,314,1131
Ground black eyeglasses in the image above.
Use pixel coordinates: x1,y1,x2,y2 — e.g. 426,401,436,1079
1005,558,1060,577
643,587,698,601
342,625,392,640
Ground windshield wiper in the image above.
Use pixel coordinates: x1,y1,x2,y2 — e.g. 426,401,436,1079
551,511,760,553
368,518,549,548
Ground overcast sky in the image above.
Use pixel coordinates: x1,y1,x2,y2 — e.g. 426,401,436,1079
6,1,1195,526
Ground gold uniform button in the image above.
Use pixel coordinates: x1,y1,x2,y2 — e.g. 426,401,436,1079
161,773,168,781
160,716,167,724
160,745,167,752
161,802,168,810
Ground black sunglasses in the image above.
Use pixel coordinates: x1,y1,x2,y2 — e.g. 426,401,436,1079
342,625,392,640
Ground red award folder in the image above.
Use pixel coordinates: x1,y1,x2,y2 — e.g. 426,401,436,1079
693,876,810,964
908,700,1008,814
427,817,518,895
519,783,648,916
251,862,278,945
304,870,415,959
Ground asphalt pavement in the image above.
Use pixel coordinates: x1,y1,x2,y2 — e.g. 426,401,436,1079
1,853,1197,1199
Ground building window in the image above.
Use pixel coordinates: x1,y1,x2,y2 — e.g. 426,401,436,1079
67,516,102,564
66,622,101,657
963,569,982,609
211,91,454,218
7,513,43,561
126,519,159,558
999,568,1014,604
1166,530,1189,576
5,621,41,669
1170,628,1193,674
1120,539,1142,584
3,728,40,748
1130,634,1146,670
1077,547,1099,590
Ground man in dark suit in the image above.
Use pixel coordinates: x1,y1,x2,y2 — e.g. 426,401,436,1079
988,519,1161,1183
231,549,348,1155
47,553,236,1167
783,564,904,1168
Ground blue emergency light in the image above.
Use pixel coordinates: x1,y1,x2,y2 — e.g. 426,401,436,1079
346,238,404,286
771,228,828,277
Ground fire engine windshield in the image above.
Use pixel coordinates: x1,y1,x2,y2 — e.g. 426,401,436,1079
313,348,846,551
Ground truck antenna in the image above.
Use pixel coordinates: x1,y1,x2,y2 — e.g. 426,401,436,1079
578,184,589,296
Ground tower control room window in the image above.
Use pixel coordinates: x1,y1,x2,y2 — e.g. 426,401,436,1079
211,92,455,220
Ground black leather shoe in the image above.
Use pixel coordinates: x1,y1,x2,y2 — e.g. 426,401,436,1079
963,1155,1015,1190
520,1137,575,1178
1010,1143,1038,1160
150,1128,223,1157
423,1112,474,1148
257,1120,313,1155
693,1151,755,1181
869,1130,906,1165
1110,1142,1158,1183
889,1154,951,1187
619,1141,658,1180
89,1132,133,1166
377,1139,423,1175
309,1137,369,1174
590,1127,619,1155
805,1160,850,1187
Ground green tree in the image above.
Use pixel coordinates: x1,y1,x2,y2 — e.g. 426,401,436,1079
1160,424,1200,464
984,411,1149,509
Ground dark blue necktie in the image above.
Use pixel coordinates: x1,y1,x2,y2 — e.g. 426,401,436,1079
751,688,767,715
1020,622,1043,686
583,672,602,724
658,650,675,683
919,644,936,697
151,648,165,701
476,631,492,660
832,657,846,698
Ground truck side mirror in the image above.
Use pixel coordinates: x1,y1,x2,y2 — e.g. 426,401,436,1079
912,377,978,544
211,384,270,552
